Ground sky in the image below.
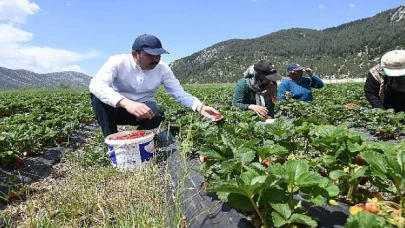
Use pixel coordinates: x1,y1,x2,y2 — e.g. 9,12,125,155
1,0,404,76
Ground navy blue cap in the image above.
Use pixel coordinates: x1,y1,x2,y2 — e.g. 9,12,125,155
286,63,304,72
132,34,169,56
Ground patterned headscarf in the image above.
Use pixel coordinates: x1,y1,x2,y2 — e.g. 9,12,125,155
244,66,278,106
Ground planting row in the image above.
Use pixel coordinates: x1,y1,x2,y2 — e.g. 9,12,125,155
191,110,404,227
0,91,94,165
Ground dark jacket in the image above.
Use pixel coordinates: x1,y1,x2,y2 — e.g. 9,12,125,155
364,72,405,112
232,78,275,118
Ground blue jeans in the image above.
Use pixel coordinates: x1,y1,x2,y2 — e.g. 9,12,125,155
90,94,165,137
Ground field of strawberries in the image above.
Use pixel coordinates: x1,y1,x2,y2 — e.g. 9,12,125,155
1,83,405,227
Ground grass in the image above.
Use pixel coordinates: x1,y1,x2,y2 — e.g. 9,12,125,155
0,128,187,228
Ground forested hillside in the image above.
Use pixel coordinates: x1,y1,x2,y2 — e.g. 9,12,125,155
0,66,91,89
170,4,405,83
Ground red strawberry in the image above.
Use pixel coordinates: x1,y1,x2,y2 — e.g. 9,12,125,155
258,203,265,212
13,157,23,168
203,182,209,191
264,115,271,120
56,137,64,144
14,157,23,165
213,114,223,121
354,156,367,165
9,192,20,200
364,203,379,213
199,155,210,163
262,158,271,168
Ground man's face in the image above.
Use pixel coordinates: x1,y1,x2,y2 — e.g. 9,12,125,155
289,70,303,81
132,51,161,70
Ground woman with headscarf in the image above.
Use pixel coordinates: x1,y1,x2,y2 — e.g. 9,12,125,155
277,63,324,102
364,50,405,113
232,60,282,118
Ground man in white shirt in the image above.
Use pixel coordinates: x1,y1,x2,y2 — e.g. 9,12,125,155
89,34,222,137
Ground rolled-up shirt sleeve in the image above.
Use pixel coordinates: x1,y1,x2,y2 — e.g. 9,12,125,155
162,68,202,111
89,56,125,107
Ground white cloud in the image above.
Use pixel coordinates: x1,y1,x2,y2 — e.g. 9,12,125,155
0,23,33,44
319,5,326,9
349,3,356,9
0,0,39,24
0,0,99,73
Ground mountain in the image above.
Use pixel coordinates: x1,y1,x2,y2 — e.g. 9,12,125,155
0,67,92,89
170,4,405,84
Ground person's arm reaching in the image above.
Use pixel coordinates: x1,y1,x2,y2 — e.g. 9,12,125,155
162,68,222,120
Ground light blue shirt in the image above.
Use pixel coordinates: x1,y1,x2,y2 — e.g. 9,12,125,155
89,54,201,110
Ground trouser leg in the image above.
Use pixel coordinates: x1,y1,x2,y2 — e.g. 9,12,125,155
90,94,165,138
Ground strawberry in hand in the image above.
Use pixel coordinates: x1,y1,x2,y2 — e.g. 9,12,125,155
212,114,223,121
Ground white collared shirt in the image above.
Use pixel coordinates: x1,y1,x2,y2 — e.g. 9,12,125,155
89,54,201,110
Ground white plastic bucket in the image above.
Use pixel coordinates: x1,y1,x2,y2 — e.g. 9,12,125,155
256,119,276,126
105,130,155,170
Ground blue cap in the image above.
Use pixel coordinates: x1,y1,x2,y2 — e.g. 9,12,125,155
132,34,169,56
286,63,304,72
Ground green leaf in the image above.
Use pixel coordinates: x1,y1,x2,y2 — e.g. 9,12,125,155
398,151,405,180
321,155,337,165
217,192,229,202
351,166,368,179
236,170,265,197
234,148,255,165
8,175,18,182
207,180,247,195
272,211,288,227
347,141,364,153
255,144,289,159
264,174,282,187
248,162,267,175
227,193,255,212
268,164,288,179
218,159,241,174
198,145,226,160
318,178,340,198
360,151,387,179
290,213,318,227
345,212,388,228
329,170,349,180
271,203,292,220
296,172,324,187
304,194,325,205
243,138,260,148
285,160,309,183
261,187,288,204
239,170,257,185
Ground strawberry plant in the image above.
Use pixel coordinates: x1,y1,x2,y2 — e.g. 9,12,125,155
206,160,339,227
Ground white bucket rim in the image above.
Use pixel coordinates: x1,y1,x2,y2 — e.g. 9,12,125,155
105,130,155,146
